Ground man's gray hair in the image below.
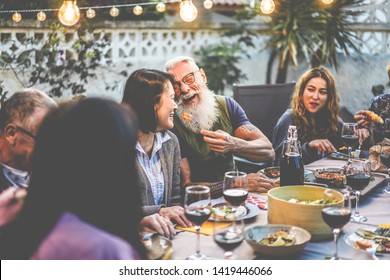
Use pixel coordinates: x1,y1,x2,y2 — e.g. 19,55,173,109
0,88,57,131
164,56,197,72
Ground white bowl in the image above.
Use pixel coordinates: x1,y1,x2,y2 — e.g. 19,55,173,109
267,186,344,240
244,224,311,257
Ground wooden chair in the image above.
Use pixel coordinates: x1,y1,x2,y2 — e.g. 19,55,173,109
233,83,295,171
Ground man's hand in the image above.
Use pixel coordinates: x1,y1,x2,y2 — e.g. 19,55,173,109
139,213,176,239
200,129,235,154
247,173,275,193
0,187,27,227
159,206,192,228
308,139,337,154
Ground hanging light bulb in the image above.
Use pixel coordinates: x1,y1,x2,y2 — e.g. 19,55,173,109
322,0,334,4
133,5,143,16
260,0,275,14
58,0,80,26
12,12,22,23
203,0,213,9
180,0,198,22
37,11,46,22
86,8,96,19
156,2,166,13
110,6,120,17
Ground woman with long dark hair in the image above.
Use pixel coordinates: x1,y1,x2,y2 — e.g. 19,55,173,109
122,69,191,238
0,98,146,259
273,67,356,164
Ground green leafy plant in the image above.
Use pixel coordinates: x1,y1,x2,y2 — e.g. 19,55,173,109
0,22,126,97
264,0,363,83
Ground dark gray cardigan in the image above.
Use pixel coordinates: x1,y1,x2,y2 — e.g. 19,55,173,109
135,130,181,216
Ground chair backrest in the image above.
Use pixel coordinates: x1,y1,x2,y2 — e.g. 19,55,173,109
233,83,295,141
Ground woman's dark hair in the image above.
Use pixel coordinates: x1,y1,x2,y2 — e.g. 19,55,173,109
0,98,146,259
122,69,173,133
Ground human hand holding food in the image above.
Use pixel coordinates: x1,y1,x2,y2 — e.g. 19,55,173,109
200,129,235,153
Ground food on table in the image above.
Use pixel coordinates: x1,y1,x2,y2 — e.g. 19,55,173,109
365,111,384,124
354,227,390,253
287,198,338,205
314,169,346,187
355,239,372,249
258,229,296,246
211,204,248,220
339,146,347,151
263,167,280,178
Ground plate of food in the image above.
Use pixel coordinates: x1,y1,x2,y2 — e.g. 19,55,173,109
192,197,260,221
142,233,172,260
344,225,390,256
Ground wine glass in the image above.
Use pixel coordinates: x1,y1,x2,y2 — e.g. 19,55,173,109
223,171,248,208
184,185,211,260
380,141,390,194
345,158,370,222
341,123,359,159
321,189,352,260
213,213,245,259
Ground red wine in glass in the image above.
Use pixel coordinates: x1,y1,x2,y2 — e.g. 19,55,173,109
342,135,358,148
185,208,211,226
223,189,248,205
214,230,244,251
346,174,370,190
321,207,352,228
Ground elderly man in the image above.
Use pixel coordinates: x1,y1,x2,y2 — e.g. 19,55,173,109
165,56,275,192
0,88,57,192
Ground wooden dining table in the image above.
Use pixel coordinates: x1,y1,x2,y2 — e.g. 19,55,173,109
170,157,390,260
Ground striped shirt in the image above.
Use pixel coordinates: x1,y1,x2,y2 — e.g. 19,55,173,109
136,132,171,205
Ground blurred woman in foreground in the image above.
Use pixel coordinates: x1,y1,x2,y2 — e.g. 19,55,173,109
0,98,146,259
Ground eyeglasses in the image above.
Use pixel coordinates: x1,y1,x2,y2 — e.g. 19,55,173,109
173,69,201,96
15,125,36,140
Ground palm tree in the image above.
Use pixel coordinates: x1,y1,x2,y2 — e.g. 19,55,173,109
265,0,364,84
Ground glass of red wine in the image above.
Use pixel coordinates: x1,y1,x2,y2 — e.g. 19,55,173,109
321,189,352,260
345,158,370,222
184,185,211,260
223,171,248,208
213,211,245,259
380,141,390,194
341,123,359,159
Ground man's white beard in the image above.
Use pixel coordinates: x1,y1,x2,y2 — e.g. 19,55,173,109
183,88,219,131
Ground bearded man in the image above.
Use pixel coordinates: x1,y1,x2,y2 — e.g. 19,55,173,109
165,56,275,192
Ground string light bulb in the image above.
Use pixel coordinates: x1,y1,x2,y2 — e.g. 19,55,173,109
203,0,213,9
37,11,46,21
260,0,275,14
322,0,334,4
58,0,80,26
180,0,198,22
110,6,120,17
12,12,22,23
156,2,166,13
86,8,96,19
133,5,143,16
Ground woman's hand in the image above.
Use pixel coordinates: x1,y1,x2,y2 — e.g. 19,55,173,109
247,173,275,193
139,213,176,239
308,139,337,154
358,128,371,144
159,206,192,228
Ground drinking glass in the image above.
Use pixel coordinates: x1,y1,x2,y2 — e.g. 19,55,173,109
321,189,352,260
222,171,248,208
184,185,211,260
213,211,245,259
341,123,359,159
380,141,390,194
345,158,370,222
